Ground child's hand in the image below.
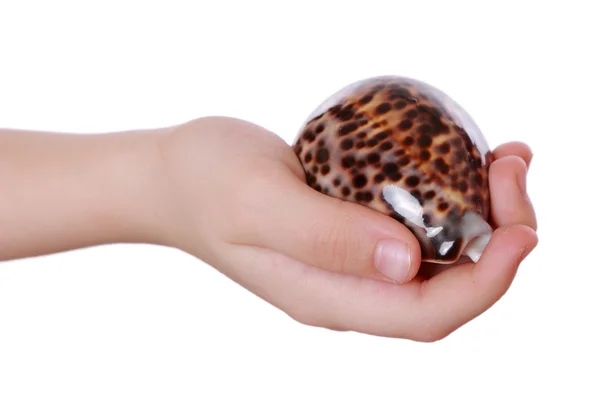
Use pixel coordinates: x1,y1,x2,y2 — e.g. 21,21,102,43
159,117,538,341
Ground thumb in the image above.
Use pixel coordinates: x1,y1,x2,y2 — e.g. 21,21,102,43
239,176,422,283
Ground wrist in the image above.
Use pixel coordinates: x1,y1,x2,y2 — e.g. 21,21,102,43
91,127,175,247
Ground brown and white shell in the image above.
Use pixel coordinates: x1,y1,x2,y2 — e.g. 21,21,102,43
292,76,495,264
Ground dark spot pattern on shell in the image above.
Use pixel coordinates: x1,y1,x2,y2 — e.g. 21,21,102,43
292,76,493,264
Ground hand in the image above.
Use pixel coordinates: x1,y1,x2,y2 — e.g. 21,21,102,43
159,116,538,342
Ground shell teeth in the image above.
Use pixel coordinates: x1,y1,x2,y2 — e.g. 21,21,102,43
425,226,443,238
459,212,493,262
463,233,492,263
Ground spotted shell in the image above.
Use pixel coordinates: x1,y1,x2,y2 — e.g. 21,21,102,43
292,76,495,264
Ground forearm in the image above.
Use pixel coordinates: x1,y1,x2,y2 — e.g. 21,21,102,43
0,127,170,261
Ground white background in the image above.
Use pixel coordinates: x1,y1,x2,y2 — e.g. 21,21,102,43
1,1,598,399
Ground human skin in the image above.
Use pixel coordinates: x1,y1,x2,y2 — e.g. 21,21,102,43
0,117,537,341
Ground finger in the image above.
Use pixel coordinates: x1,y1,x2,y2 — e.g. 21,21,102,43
489,155,537,230
222,223,537,342
492,141,533,167
232,171,422,284
414,224,538,339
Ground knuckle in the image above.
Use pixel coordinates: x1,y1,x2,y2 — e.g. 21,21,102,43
310,204,352,273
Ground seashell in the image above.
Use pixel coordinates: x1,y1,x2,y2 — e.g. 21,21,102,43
292,76,494,264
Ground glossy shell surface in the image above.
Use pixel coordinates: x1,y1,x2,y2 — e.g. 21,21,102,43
292,76,494,264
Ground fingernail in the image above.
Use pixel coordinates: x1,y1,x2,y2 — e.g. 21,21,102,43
374,240,411,283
